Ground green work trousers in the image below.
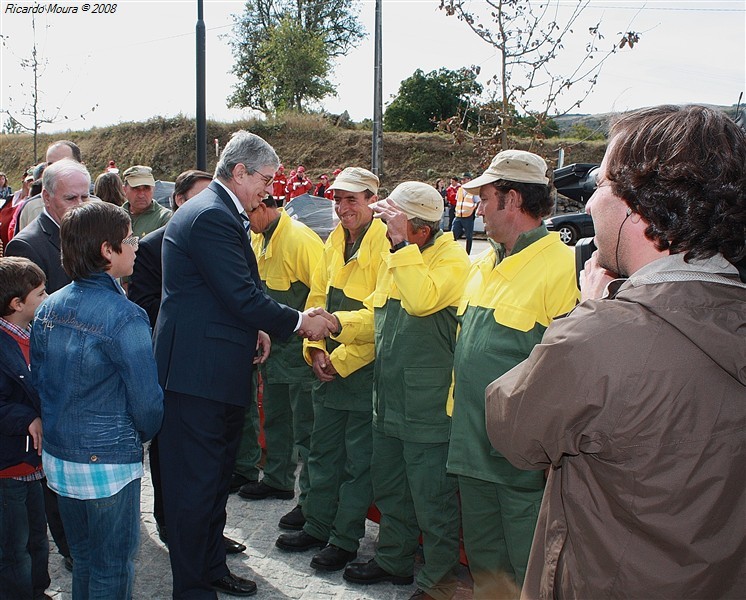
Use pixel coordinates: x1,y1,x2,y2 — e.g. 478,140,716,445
302,403,373,552
458,474,544,598
262,381,313,500
233,378,262,481
372,430,460,600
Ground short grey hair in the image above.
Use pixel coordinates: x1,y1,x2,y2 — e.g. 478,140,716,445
410,217,440,241
214,131,279,181
42,159,91,197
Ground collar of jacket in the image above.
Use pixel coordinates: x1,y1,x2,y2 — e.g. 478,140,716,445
75,271,125,295
487,225,557,281
257,209,287,259
329,218,386,269
610,253,745,298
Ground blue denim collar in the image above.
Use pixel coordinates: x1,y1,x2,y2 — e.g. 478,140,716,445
74,272,125,296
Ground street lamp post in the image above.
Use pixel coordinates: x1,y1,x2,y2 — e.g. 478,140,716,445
196,0,207,170
371,0,383,177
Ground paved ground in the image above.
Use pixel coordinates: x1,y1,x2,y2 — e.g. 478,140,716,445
45,459,474,599
44,235,486,599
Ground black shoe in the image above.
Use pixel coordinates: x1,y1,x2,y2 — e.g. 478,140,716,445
239,480,294,500
63,556,73,572
310,544,357,572
224,535,247,555
343,558,414,585
278,504,305,531
210,572,257,596
230,474,257,494
275,530,327,552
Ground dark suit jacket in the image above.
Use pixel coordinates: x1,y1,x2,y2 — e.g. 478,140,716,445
128,226,165,328
153,181,299,406
5,212,71,293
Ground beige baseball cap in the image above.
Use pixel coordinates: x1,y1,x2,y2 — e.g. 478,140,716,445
464,150,549,193
379,181,444,222
328,167,379,194
123,165,155,187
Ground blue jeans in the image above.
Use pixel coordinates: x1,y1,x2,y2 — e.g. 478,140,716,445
0,479,49,600
452,215,475,254
57,479,141,600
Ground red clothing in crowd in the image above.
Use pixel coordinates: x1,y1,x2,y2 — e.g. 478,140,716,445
273,173,288,200
446,183,460,207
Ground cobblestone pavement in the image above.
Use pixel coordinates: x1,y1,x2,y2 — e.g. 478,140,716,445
45,460,473,599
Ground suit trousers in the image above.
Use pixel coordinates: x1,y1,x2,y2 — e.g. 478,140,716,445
458,474,543,597
233,380,262,483
372,431,460,600
302,403,372,552
262,381,313,501
158,391,244,599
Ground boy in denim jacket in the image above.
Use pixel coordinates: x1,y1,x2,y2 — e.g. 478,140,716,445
0,257,49,599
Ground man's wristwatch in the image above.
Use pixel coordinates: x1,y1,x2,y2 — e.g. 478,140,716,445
390,240,410,253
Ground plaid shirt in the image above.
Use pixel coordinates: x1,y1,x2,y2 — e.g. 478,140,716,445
42,450,142,500
0,317,30,340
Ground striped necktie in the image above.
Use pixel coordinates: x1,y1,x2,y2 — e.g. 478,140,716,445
240,212,251,234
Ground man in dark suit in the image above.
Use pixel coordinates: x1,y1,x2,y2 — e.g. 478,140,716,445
5,159,89,293
129,169,248,557
153,131,332,598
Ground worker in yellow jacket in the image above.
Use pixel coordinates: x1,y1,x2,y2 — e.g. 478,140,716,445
321,182,470,600
275,167,390,574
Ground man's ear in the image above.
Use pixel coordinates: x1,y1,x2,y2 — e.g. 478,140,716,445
506,188,522,210
232,162,247,181
367,194,379,206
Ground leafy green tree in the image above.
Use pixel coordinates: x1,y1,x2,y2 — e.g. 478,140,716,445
256,18,335,111
384,68,482,132
228,0,365,113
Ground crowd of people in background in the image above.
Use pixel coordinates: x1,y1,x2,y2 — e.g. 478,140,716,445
0,104,745,600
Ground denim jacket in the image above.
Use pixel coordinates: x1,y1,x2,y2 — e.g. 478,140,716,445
31,272,163,464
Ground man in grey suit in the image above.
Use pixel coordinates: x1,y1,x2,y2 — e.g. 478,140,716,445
153,131,332,598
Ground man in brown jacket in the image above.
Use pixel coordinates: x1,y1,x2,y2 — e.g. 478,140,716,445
485,105,746,599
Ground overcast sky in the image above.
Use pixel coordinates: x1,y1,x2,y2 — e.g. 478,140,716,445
0,0,743,134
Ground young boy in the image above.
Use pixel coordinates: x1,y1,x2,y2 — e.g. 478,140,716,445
0,256,49,600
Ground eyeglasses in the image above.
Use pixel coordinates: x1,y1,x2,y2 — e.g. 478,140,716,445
122,234,139,248
249,169,274,187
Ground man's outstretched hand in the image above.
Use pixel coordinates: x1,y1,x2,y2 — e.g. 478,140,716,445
298,308,337,341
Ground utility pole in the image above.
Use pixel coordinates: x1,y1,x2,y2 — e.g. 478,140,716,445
371,0,383,177
196,0,207,170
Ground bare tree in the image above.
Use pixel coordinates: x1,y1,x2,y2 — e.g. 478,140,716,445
439,0,640,149
1,15,97,160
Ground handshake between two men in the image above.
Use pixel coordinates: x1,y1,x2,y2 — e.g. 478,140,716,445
297,307,343,383
253,308,339,367
297,307,340,342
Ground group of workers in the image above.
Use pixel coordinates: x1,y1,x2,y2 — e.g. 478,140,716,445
0,103,744,600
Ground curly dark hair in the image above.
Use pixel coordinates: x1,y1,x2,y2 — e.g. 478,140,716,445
606,105,746,263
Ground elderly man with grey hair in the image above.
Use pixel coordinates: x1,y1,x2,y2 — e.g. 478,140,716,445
6,159,90,293
153,130,333,598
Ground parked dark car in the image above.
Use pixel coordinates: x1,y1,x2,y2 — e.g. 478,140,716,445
546,163,600,245
545,212,595,245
